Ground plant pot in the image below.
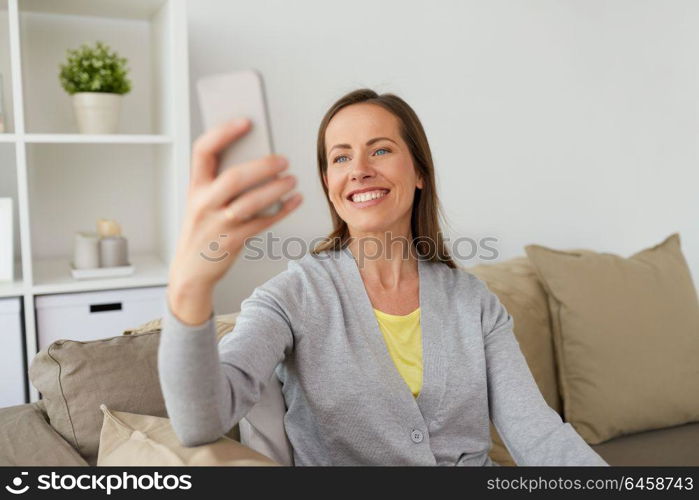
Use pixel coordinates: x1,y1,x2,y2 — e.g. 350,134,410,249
72,92,122,134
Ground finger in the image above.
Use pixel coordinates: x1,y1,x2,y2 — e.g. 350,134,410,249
207,154,289,208
239,192,304,235
221,174,297,224
190,119,252,189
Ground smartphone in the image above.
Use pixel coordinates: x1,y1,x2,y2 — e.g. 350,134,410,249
196,69,282,216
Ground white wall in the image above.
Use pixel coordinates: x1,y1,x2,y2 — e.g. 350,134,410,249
186,0,699,313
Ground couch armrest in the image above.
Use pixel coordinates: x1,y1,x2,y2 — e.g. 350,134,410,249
0,401,88,466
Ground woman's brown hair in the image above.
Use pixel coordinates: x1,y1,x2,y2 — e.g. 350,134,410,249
311,88,456,269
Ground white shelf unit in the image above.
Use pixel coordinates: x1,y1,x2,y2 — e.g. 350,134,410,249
0,0,190,403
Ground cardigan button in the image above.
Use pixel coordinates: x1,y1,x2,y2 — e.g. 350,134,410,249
410,429,424,443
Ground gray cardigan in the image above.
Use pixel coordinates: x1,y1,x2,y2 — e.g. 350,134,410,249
158,246,609,466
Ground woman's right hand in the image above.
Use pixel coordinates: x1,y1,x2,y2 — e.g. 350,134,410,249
167,118,303,325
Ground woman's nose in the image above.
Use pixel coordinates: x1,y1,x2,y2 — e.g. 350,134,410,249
350,156,374,181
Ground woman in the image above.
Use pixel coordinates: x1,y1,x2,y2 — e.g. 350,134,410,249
159,89,608,466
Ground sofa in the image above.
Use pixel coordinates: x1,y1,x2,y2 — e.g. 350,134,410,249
1,253,698,466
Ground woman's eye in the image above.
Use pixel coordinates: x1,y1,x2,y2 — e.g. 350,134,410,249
332,148,389,164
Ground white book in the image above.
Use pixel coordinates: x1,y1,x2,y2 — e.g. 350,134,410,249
0,198,12,282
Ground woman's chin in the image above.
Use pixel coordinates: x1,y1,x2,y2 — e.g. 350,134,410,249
346,218,401,236
340,204,411,236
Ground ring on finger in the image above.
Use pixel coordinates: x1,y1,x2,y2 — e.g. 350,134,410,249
224,205,251,222
224,205,241,221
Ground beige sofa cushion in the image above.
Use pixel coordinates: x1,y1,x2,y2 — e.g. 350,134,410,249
0,401,88,466
591,421,699,466
28,313,240,465
28,331,166,465
526,233,699,444
469,257,561,466
97,405,277,466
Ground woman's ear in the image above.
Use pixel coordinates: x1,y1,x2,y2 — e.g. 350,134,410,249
323,173,328,189
416,174,424,190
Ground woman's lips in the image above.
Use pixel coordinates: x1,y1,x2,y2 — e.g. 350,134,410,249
347,190,390,208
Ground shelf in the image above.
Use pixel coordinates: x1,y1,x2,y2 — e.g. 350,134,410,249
0,134,172,144
32,253,169,295
0,284,23,298
4,0,189,405
20,0,167,21
26,142,163,263
0,261,24,298
24,134,172,144
19,4,172,135
0,284,23,297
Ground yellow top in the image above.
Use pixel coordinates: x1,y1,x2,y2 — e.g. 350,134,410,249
373,307,423,398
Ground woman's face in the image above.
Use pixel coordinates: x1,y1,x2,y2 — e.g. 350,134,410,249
323,103,423,237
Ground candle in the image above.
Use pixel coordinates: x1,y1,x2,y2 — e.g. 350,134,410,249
99,236,129,267
73,232,100,269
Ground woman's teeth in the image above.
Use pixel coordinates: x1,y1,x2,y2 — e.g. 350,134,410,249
351,190,388,203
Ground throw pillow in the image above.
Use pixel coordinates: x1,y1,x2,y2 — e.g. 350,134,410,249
29,331,165,465
28,314,240,465
525,233,699,444
97,405,277,466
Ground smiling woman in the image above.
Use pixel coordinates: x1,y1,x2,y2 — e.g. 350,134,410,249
159,87,609,467
312,89,455,266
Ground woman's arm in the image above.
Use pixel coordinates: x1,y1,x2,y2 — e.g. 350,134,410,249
479,281,609,466
158,262,303,447
157,119,303,447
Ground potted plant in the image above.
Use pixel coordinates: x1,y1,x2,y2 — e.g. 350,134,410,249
59,41,131,134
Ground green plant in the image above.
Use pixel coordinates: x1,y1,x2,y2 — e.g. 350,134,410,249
59,41,131,95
